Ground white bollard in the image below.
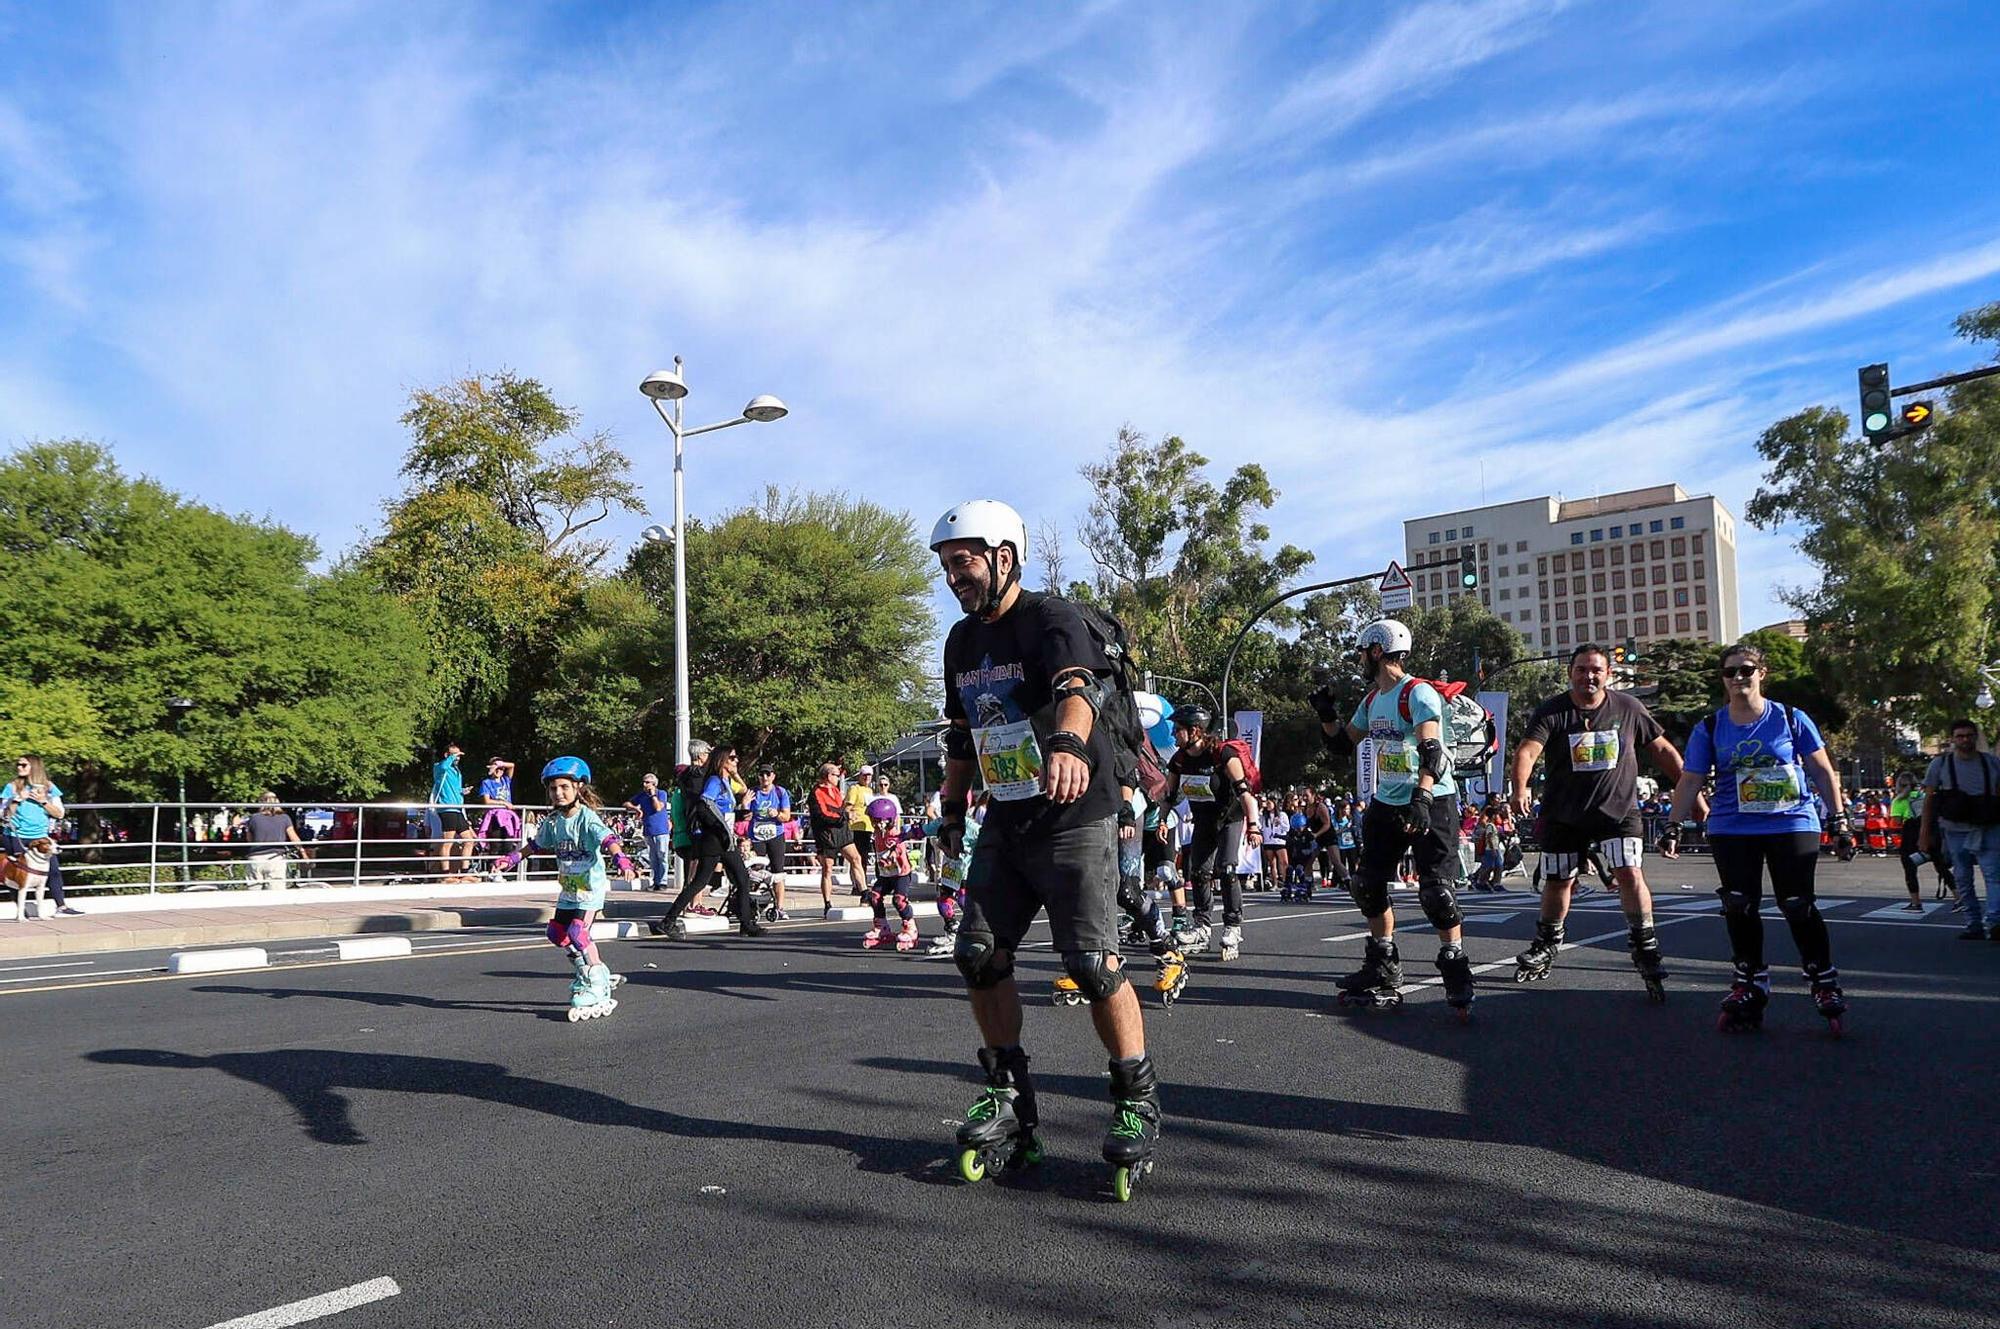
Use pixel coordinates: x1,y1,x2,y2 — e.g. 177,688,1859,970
335,936,413,960
168,947,270,974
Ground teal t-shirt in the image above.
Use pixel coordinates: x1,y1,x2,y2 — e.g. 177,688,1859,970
1351,679,1457,806
5,782,61,840
535,805,613,910
431,756,465,807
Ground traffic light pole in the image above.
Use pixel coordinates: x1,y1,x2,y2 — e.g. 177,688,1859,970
1218,554,1469,724
1890,363,2000,397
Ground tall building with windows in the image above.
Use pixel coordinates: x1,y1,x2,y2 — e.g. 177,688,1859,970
1400,484,1740,650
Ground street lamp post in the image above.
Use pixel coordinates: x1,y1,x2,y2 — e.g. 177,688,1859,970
639,359,788,767
1142,670,1222,720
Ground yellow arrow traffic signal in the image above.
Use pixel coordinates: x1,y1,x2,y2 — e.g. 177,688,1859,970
1901,401,1933,428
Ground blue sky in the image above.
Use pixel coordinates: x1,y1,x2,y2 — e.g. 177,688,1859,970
2,0,1997,636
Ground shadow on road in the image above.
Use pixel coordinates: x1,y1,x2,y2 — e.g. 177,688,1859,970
84,1045,942,1185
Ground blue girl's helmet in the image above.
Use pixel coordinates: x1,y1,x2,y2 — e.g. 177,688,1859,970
541,756,592,784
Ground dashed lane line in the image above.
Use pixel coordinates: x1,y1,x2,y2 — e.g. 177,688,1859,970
199,1276,401,1329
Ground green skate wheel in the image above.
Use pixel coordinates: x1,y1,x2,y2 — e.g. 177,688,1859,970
1112,1165,1134,1203
957,1148,988,1183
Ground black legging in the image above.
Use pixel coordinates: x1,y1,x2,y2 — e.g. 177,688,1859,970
1187,816,1245,927
660,837,757,933
1708,831,1832,974
1898,819,1954,896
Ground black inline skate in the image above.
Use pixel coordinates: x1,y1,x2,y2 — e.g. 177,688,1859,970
1630,926,1667,1003
1103,1054,1161,1203
1437,944,1476,1019
1716,966,1770,1032
1336,936,1403,1010
1513,920,1564,984
1806,963,1847,1037
955,1046,1043,1182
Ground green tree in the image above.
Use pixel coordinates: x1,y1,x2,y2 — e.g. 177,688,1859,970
0,441,427,802
538,489,935,791
1747,300,2000,736
1632,637,1722,743
359,373,645,758
1077,426,1314,685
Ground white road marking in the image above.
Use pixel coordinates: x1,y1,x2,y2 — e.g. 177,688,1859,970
0,958,94,973
1863,900,1944,919
0,966,156,984
200,1276,401,1328
1396,912,1714,993
1318,931,1372,944
1458,912,1520,925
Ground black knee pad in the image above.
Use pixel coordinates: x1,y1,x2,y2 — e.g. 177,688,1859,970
1116,877,1144,916
1349,875,1391,919
1715,887,1758,917
1776,893,1819,921
1060,950,1130,1003
1418,880,1463,930
953,930,1014,990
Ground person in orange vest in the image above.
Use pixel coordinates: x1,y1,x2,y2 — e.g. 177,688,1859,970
1863,795,1890,855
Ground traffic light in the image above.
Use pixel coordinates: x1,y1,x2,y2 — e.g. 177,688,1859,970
1611,637,1639,665
1858,363,1892,440
1901,400,1936,434
1460,549,1478,590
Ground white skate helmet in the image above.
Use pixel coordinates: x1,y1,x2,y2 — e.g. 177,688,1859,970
1356,619,1413,657
929,500,1027,563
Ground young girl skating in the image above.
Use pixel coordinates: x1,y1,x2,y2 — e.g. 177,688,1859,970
861,797,920,952
496,756,636,1021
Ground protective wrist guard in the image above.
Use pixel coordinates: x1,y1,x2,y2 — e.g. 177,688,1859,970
494,850,523,873
1118,805,1138,830
1827,812,1853,837
1399,786,1434,836
1306,684,1343,725
612,853,635,877
1324,727,1356,759
1657,823,1681,854
1044,730,1093,767
942,726,975,761
1417,737,1450,784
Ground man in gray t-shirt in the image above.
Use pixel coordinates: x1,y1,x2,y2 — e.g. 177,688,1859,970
1920,719,2000,938
244,793,309,890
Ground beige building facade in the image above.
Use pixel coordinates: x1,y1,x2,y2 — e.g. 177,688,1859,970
1400,484,1740,651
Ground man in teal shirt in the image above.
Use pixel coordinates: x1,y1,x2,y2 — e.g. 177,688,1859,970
432,742,474,879
1309,619,1476,1013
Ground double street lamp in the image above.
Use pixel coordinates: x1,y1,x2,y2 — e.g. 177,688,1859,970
639,358,788,767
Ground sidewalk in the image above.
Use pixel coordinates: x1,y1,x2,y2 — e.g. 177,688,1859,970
0,874,877,961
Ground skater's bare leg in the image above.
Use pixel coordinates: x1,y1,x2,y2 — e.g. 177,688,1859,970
1087,969,1145,1061
969,973,1024,1048
842,843,867,894
1369,907,1395,940
1614,867,1653,928
1539,875,1575,927
818,855,836,909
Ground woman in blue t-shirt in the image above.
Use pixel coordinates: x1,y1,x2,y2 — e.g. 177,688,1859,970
1663,643,1856,1031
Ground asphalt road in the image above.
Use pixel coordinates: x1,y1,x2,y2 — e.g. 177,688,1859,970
6,860,1998,1329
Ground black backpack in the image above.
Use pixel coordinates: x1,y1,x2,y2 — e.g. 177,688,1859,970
1934,752,2000,827
1054,596,1170,806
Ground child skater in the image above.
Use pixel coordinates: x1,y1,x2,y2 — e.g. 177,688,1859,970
861,797,919,952
495,756,635,1021
924,792,982,956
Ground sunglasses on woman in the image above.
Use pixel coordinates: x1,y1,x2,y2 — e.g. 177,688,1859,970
1720,665,1760,679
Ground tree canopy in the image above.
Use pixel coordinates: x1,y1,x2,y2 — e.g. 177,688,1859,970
1747,299,2000,737
536,489,936,791
0,441,427,801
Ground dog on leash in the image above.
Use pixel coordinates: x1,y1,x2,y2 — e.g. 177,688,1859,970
2,838,56,918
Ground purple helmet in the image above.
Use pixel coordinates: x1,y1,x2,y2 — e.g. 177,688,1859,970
867,797,899,826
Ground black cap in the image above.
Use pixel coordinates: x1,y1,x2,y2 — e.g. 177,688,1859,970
758,764,776,774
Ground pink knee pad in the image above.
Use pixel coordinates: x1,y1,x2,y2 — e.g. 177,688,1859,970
545,921,568,948
938,893,959,922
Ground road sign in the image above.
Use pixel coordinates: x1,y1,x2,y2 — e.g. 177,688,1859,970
1379,560,1413,612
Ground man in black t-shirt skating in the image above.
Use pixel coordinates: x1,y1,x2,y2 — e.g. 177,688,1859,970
1509,643,1687,998
930,500,1161,1200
